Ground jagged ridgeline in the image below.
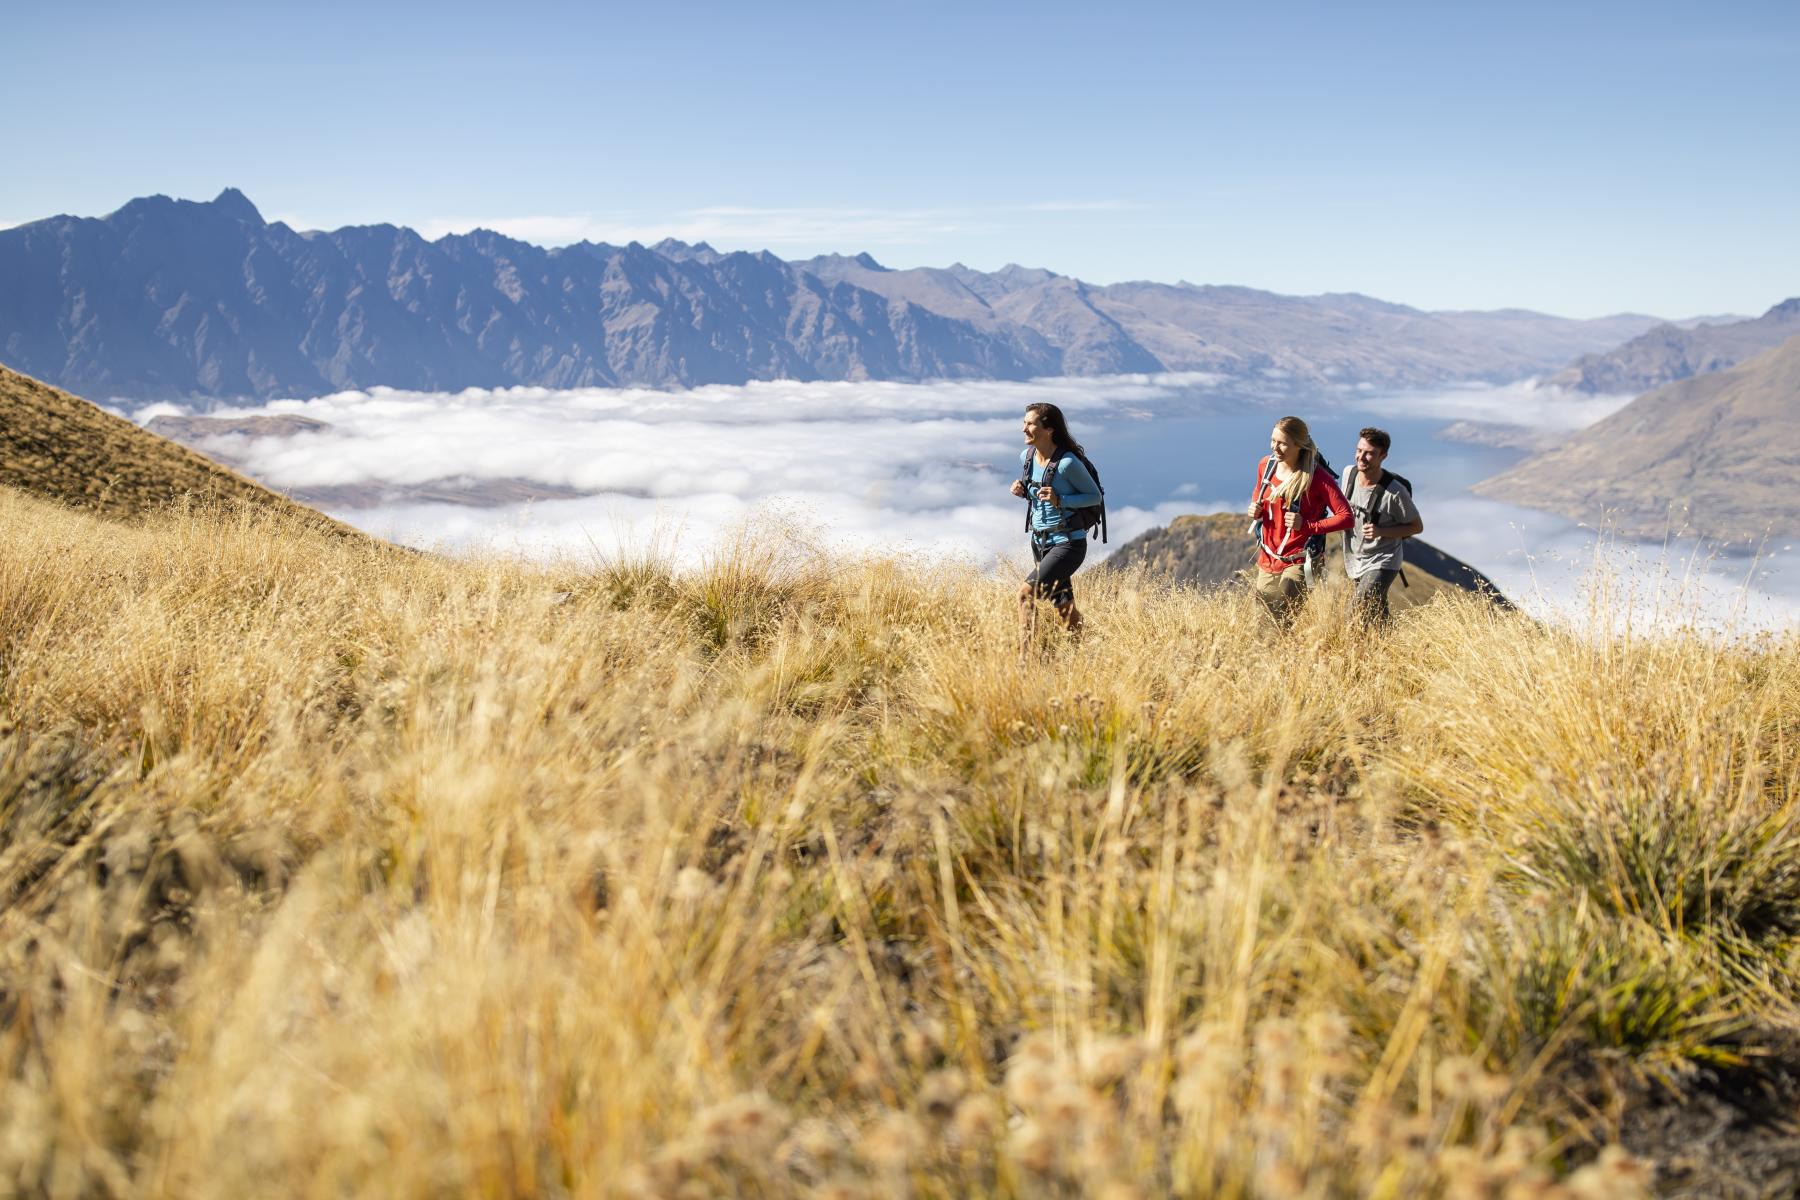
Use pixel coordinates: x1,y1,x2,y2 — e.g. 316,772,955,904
0,188,1661,401
1546,298,1800,395
0,363,356,535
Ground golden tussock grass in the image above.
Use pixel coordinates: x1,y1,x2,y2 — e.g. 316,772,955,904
2,483,1797,1198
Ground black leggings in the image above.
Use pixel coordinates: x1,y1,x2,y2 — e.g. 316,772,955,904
1026,538,1087,606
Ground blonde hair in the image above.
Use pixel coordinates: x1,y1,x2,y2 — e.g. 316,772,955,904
1271,415,1318,505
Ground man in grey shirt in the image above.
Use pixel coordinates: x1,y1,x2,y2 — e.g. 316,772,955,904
1339,427,1423,625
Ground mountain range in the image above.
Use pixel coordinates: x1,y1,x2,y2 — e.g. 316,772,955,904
0,189,1664,403
1476,331,1800,544
1544,298,1800,394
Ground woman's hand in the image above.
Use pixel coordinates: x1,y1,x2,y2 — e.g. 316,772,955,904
1010,479,1028,499
1036,486,1058,506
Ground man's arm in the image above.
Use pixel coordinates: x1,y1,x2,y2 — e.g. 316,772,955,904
1375,484,1423,539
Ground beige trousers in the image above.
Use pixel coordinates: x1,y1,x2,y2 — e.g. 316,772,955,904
1254,564,1307,626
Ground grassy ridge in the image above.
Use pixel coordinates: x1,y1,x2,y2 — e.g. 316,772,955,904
2,485,1797,1197
0,364,354,535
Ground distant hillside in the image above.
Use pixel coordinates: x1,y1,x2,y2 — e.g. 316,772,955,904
0,188,1664,402
1476,332,1800,543
1101,512,1509,609
0,363,354,534
1545,298,1800,394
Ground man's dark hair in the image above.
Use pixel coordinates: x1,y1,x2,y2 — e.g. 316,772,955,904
1357,426,1392,453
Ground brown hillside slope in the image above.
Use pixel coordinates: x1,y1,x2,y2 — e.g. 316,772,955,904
1101,511,1510,610
1545,297,1800,395
0,363,355,535
1474,332,1800,545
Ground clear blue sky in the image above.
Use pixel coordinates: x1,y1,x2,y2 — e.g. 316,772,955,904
4,0,1795,318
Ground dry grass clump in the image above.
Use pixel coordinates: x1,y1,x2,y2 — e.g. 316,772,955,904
3,483,1796,1196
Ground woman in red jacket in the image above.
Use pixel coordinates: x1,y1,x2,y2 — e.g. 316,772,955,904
1248,415,1353,626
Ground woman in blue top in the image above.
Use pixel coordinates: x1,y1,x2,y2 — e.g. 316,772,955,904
1009,402,1102,638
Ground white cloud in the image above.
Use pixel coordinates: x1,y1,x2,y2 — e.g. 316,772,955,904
131,401,188,421
1372,380,1635,431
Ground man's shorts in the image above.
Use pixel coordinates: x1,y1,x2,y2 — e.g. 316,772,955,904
1026,538,1087,606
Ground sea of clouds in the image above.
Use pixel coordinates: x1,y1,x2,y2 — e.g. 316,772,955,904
133,373,1800,632
136,373,1236,570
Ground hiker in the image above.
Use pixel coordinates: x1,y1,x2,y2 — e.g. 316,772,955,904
1339,426,1423,626
1247,415,1352,626
1010,402,1103,639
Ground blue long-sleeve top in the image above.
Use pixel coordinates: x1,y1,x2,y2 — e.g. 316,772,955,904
1021,447,1102,544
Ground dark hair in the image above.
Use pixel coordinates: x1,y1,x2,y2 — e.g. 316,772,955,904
1357,426,1392,454
1024,402,1085,455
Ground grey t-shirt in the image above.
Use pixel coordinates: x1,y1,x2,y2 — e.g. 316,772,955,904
1341,467,1421,579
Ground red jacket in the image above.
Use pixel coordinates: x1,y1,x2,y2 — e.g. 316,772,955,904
1251,454,1353,573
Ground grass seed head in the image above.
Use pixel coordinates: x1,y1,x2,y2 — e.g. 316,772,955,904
951,1095,1001,1146
1005,1059,1059,1112
857,1113,925,1172
695,1092,787,1154
1079,1034,1144,1087
1563,1146,1653,1199
1009,1119,1059,1175
917,1068,967,1120
1176,1024,1239,1079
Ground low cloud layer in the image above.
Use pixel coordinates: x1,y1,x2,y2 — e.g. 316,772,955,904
147,375,1233,570
140,374,1799,633
1373,380,1636,431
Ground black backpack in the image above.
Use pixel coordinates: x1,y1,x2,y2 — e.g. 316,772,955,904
1021,447,1107,544
1340,466,1415,530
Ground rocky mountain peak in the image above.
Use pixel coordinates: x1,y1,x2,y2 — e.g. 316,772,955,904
210,187,264,226
651,237,723,262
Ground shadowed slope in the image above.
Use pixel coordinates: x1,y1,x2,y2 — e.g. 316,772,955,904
1101,511,1510,609
0,362,357,536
